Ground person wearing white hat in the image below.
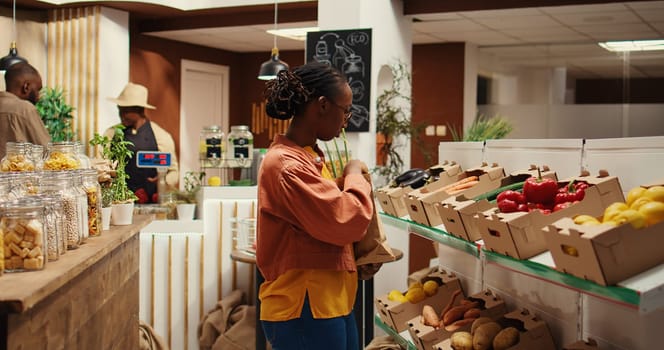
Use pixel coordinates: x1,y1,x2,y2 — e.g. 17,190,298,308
104,82,179,203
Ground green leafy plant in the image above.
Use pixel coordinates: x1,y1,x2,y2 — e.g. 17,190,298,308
89,125,137,204
448,113,514,141
173,171,205,204
373,61,430,182
36,87,76,142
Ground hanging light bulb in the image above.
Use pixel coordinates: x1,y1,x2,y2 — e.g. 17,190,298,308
0,0,29,72
257,0,289,80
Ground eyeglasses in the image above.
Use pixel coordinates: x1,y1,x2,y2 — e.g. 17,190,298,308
328,98,353,122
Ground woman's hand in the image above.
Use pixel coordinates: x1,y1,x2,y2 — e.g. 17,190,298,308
343,159,368,176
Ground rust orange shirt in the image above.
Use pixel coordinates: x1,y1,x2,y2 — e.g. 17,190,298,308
257,135,373,321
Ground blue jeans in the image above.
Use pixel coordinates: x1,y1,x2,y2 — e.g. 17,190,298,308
261,296,359,350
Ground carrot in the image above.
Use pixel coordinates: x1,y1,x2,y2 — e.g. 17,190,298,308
438,176,479,193
446,180,480,195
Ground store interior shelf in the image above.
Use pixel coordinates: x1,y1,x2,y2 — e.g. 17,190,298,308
374,314,417,350
380,212,664,314
379,213,481,257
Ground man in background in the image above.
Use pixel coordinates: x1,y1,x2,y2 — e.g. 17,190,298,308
0,62,50,158
105,82,179,203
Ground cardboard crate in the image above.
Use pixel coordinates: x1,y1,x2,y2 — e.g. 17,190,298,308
564,338,600,350
543,211,664,286
407,290,507,350
436,166,556,242
375,270,463,333
376,162,462,218
433,308,557,350
477,172,624,260
405,163,504,227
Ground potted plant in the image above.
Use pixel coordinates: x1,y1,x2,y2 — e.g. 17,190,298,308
448,112,514,142
374,61,431,187
36,86,76,141
173,171,204,220
90,125,137,225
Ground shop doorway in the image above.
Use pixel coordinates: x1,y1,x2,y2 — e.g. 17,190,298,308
180,60,229,187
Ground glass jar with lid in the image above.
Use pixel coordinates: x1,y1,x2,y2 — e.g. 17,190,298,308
81,169,102,237
71,171,90,243
76,141,91,169
26,194,62,261
44,142,81,170
200,125,225,167
1,198,47,272
30,144,45,171
159,191,178,220
226,125,253,168
39,172,83,250
1,142,35,172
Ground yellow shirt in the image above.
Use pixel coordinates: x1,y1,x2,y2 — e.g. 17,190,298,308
259,145,358,321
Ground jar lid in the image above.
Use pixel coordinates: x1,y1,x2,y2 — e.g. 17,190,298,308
230,125,249,131
203,125,222,132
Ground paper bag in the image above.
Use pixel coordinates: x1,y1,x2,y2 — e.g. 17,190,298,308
353,173,396,266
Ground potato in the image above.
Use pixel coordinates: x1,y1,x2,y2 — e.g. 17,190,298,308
493,327,520,350
450,331,472,350
472,322,502,350
470,317,493,336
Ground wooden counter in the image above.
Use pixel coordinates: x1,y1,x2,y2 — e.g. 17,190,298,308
0,214,152,350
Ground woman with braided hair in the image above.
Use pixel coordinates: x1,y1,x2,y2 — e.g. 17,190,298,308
256,62,373,350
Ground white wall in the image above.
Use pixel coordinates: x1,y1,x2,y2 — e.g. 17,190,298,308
96,7,129,134
0,9,47,90
478,103,664,139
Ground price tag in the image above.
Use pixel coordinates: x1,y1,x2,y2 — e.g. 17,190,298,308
136,151,172,168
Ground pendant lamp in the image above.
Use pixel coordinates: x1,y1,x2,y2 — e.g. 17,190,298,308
257,0,289,80
0,0,28,72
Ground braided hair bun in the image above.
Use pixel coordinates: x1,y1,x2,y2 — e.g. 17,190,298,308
264,70,310,120
263,62,346,120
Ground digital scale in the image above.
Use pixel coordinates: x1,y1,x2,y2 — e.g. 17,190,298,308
136,151,172,201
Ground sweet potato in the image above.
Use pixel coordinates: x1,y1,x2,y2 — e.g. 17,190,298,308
421,305,440,328
470,317,493,336
463,308,481,319
449,331,473,350
439,289,463,322
442,301,479,326
493,327,520,350
473,322,502,350
444,317,477,332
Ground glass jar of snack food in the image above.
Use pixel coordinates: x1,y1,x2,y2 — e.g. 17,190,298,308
39,173,83,250
26,194,62,261
1,142,35,172
200,125,225,167
81,169,102,237
226,125,253,168
44,142,81,170
1,198,47,272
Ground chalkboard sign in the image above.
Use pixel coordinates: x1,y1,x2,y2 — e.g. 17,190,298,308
306,28,372,132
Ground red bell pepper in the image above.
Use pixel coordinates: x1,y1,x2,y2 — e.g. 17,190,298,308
135,188,149,204
497,190,526,204
498,199,519,213
523,175,558,205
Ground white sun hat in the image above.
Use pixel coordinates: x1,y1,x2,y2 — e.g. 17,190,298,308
108,82,156,109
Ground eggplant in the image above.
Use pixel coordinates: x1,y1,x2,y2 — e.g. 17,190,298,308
399,171,431,189
394,168,426,186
